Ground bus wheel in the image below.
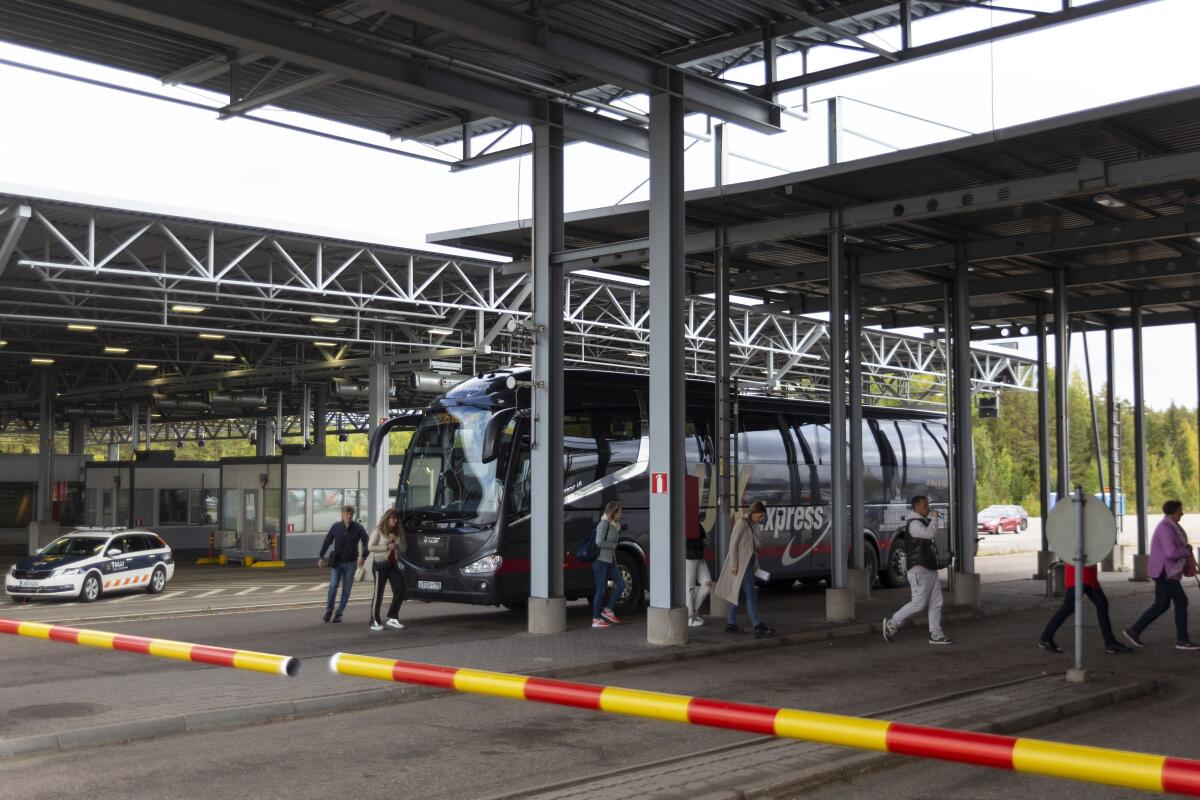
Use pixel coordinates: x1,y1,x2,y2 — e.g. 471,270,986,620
613,550,644,616
880,540,907,589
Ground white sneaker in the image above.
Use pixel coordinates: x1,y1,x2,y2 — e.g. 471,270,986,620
370,622,384,632
688,615,704,627
386,618,404,630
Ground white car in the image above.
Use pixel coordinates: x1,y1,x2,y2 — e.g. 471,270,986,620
6,529,175,603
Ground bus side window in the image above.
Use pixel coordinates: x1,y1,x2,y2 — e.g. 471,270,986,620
737,414,792,508
511,439,531,516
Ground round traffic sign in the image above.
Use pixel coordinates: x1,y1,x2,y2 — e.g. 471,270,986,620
1045,494,1117,566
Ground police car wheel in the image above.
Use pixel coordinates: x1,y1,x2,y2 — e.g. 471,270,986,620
80,573,101,603
147,567,166,594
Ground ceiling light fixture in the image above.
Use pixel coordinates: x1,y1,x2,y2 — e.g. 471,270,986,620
627,351,647,358
427,327,456,336
134,363,158,370
68,323,97,331
1093,193,1127,209
313,341,338,348
198,333,225,340
213,353,236,361
0,340,7,347
574,269,651,287
31,357,55,365
171,304,206,314
103,346,130,354
310,315,340,324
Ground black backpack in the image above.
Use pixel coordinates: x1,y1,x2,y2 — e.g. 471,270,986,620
574,527,600,563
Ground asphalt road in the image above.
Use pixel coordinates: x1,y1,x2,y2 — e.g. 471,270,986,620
2,578,1198,800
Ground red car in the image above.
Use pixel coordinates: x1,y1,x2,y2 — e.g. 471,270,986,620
977,506,1021,534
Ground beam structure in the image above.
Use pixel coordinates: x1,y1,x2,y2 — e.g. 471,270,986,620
826,222,848,610
1132,295,1150,571
1037,307,1052,562
647,70,688,645
952,259,978,602
1054,268,1071,502
711,232,732,618
848,257,865,576
367,354,389,533
528,102,566,634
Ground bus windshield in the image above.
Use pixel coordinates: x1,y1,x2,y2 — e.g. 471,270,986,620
398,404,507,525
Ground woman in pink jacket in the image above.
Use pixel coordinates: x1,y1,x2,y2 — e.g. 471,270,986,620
1124,499,1199,650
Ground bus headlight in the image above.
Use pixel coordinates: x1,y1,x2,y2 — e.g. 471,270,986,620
461,554,502,575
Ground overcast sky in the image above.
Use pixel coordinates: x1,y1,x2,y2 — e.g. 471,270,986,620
0,0,1194,409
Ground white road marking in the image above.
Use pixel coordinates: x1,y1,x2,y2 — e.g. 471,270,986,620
194,588,225,598
234,586,261,596
309,582,327,590
108,593,140,603
151,591,184,601
273,584,297,594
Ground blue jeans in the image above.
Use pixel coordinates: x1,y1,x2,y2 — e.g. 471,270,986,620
592,560,625,618
725,557,761,627
326,561,356,617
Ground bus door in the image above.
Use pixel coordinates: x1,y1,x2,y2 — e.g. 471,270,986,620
790,416,833,574
736,413,797,576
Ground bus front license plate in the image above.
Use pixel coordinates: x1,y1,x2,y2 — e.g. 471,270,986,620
418,580,442,591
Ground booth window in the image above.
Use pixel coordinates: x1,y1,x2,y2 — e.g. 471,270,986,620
286,489,307,532
158,489,189,525
263,489,280,533
221,489,237,530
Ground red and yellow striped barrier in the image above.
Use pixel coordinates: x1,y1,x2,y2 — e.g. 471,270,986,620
329,653,1200,796
1,619,299,677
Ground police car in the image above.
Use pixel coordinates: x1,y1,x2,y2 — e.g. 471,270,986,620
5,528,175,603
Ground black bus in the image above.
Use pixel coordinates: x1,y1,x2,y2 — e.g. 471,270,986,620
375,368,951,615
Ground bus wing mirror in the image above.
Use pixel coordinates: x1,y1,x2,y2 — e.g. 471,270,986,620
368,414,422,468
481,408,517,464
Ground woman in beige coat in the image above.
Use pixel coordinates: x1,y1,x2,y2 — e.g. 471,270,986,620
714,500,776,639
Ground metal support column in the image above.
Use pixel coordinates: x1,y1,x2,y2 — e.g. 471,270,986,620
1054,268,1071,502
710,231,733,619
275,391,284,449
1132,295,1150,579
367,356,389,532
313,384,328,455
256,419,273,457
1035,305,1053,576
713,123,729,188
36,370,54,521
68,418,87,455
129,402,140,456
826,222,853,621
953,260,980,605
1105,323,1122,571
528,101,567,634
301,384,312,448
648,69,689,644
828,96,843,165
848,256,869,601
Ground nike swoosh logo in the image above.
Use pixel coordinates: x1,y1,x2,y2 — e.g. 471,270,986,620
779,521,831,566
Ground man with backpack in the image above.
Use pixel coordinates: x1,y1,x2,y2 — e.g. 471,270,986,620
883,495,954,645
317,505,369,624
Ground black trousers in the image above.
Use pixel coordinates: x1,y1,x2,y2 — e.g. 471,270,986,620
1130,575,1189,643
1041,584,1116,645
371,563,405,624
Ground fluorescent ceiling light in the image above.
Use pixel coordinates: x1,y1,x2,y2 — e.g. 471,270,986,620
627,351,647,357
313,341,338,348
574,269,650,287
698,292,763,307
135,363,158,370
198,333,225,340
310,315,340,324
427,327,456,336
0,340,7,347
1093,193,1126,209
766,288,789,295
103,346,129,354
171,304,206,313
68,323,97,331
212,353,236,361
31,357,55,365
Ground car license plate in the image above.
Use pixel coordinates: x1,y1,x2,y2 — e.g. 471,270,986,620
417,580,442,591
17,580,36,590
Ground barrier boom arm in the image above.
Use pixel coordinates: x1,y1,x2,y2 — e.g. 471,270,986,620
1,619,298,676
330,653,1200,796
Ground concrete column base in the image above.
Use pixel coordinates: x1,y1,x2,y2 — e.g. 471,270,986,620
1066,668,1089,684
526,596,566,634
1131,553,1150,582
1033,549,1055,580
1102,544,1126,573
847,567,871,602
825,587,856,622
647,606,689,646
707,594,732,620
27,521,59,555
953,571,981,607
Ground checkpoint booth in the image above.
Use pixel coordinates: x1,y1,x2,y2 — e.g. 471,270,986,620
218,455,403,563
84,453,220,554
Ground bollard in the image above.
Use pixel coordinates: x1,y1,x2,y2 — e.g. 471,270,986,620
1046,561,1066,598
208,530,215,559
328,653,1200,796
270,533,277,562
1,619,299,676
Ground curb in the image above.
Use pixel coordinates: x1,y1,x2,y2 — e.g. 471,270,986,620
0,590,1142,759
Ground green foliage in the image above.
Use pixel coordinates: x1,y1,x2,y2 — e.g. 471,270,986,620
976,369,1200,515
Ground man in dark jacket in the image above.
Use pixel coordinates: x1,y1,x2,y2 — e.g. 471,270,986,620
318,505,368,623
882,496,954,645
